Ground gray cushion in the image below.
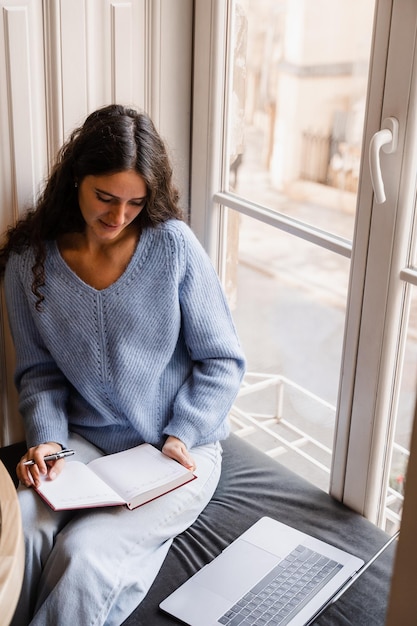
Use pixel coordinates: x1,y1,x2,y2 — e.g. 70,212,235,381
122,435,395,625
0,435,395,625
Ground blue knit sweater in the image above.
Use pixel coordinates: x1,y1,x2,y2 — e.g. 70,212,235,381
4,219,245,453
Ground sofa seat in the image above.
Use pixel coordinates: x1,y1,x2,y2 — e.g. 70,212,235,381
0,434,395,625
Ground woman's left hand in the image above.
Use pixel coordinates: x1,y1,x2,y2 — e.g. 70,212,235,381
162,436,196,471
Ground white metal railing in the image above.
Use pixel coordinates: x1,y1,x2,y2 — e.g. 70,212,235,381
382,442,409,532
230,373,334,478
230,372,407,532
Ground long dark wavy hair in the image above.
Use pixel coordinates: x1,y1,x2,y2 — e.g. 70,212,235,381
0,104,183,307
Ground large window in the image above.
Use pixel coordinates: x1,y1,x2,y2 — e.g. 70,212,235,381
192,0,417,532
224,0,375,493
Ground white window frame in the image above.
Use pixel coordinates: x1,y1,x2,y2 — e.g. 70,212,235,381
336,0,417,524
191,0,417,524
190,0,229,267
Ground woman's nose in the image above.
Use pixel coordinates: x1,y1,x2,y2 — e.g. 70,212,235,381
107,203,126,225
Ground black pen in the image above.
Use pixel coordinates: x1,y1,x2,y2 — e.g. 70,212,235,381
23,449,76,466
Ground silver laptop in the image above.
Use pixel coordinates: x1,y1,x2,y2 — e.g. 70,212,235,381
159,516,365,626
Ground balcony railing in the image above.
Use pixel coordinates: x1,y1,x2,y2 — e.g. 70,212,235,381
230,372,405,533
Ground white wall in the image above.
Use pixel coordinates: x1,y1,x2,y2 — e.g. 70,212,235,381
0,0,193,445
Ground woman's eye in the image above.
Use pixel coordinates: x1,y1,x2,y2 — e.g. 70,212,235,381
96,193,111,203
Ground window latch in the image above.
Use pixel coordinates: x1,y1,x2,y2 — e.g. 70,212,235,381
369,117,399,204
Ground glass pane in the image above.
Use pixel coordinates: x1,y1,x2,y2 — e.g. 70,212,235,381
228,210,350,492
225,0,376,491
385,286,417,533
228,0,375,240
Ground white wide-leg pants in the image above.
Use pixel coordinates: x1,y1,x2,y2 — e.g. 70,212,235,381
12,433,222,626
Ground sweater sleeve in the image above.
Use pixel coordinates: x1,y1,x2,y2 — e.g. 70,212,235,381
4,254,70,448
162,224,246,448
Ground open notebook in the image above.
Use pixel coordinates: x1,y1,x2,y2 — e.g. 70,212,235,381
160,516,397,626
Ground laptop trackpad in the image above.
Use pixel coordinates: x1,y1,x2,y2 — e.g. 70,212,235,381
197,539,279,602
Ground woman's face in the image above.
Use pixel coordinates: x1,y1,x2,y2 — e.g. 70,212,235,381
77,170,147,243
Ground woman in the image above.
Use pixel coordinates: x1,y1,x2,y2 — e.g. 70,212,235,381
1,104,245,625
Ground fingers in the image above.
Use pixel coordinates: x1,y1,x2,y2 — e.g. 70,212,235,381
45,458,66,481
162,436,196,471
17,443,64,488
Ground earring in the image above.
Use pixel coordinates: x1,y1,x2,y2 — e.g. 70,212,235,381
74,181,78,188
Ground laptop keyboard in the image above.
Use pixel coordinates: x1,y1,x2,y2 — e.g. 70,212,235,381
218,544,342,626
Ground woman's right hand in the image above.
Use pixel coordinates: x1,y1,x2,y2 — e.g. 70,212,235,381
17,442,65,488
162,435,196,471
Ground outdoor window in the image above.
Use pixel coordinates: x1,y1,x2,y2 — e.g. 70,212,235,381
192,0,417,532
223,0,374,493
